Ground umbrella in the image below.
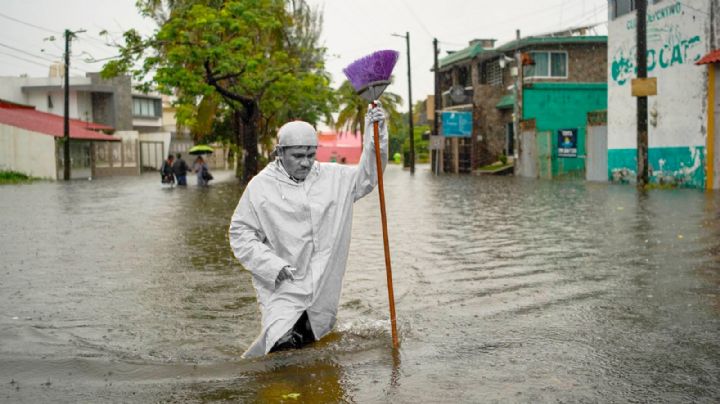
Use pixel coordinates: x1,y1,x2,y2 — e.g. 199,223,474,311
188,144,214,155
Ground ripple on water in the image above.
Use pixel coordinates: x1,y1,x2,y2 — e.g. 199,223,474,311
1,167,720,402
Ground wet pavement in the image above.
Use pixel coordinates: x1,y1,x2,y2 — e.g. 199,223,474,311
1,165,719,402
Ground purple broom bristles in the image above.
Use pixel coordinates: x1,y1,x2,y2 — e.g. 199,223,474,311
343,50,400,91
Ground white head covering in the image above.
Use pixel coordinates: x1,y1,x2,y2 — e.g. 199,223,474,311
277,121,318,147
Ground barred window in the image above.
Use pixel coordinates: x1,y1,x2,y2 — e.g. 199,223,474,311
486,60,503,86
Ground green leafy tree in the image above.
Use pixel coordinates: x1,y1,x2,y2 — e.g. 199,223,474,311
334,80,402,141
393,100,431,164
392,111,408,159
403,124,430,164
102,0,334,184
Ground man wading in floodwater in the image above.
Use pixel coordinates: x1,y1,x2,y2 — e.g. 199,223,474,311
229,104,388,358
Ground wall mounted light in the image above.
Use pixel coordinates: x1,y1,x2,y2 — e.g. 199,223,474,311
497,55,514,69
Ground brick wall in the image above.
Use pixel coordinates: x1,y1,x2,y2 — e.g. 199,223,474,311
473,84,510,166
470,42,606,168
523,43,607,83
441,41,607,170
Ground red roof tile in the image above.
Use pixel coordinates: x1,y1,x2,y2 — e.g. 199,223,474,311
0,104,119,141
696,49,720,65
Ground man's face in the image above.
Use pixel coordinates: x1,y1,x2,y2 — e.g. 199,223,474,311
280,146,317,181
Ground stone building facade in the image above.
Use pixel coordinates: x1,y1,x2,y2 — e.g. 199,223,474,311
437,35,607,172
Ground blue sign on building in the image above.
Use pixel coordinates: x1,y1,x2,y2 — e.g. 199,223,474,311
557,128,578,158
441,111,472,137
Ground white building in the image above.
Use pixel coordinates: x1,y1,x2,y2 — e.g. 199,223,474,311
0,69,172,172
607,0,719,189
0,100,121,179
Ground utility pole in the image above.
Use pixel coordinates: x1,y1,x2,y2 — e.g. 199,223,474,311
392,32,415,174
433,37,441,175
63,29,71,181
513,29,522,175
636,0,649,188
62,28,85,181
406,32,415,174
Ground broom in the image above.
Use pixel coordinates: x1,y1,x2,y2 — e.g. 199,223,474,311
343,49,400,349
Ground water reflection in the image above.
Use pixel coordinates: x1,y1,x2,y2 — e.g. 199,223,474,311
1,167,719,402
194,359,348,403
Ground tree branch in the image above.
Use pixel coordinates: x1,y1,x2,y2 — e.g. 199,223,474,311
204,60,253,109
210,62,246,82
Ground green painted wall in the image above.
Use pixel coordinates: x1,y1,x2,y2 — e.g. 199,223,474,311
608,147,705,188
522,83,608,177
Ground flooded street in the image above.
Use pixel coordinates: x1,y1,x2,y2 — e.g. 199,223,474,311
1,165,719,402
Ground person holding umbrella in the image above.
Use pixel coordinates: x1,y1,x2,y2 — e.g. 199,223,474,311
228,104,388,358
189,145,214,186
193,155,212,186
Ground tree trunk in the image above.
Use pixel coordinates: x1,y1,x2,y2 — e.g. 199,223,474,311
233,107,243,180
241,101,260,185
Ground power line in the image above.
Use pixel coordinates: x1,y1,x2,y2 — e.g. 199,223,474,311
77,31,114,47
446,0,603,41
0,51,51,68
554,3,607,32
0,49,87,74
573,5,608,26
0,10,114,59
0,11,61,35
0,57,40,72
438,40,469,47
82,54,121,63
439,3,606,51
0,42,58,64
398,0,434,38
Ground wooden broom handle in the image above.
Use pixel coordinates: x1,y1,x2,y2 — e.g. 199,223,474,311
373,118,399,349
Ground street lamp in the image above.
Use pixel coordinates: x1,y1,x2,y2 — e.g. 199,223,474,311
497,55,514,69
392,32,414,174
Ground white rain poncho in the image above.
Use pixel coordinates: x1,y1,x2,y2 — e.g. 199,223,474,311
229,118,387,358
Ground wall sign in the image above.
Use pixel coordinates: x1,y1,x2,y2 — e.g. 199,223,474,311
558,128,578,158
441,111,472,138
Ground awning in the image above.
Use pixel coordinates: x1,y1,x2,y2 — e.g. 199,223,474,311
696,49,720,65
496,94,515,110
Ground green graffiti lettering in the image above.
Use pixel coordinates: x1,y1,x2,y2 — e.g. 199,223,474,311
647,49,657,71
625,2,682,30
611,57,632,85
687,35,702,61
671,44,683,66
658,47,670,68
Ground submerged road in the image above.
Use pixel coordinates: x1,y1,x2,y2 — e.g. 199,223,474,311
1,165,719,402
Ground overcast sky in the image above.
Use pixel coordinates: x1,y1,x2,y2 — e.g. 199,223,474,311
1,0,608,112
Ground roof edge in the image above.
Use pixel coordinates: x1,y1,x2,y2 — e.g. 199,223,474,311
437,35,607,70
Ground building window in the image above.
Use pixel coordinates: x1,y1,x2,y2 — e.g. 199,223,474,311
524,51,567,78
458,66,470,87
132,97,161,118
610,0,635,19
440,71,453,90
486,60,503,86
610,0,664,20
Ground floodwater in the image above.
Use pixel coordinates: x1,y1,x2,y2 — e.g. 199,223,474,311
1,165,719,403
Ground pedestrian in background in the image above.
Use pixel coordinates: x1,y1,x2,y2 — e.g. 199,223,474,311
160,154,175,186
194,155,212,186
172,153,189,186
